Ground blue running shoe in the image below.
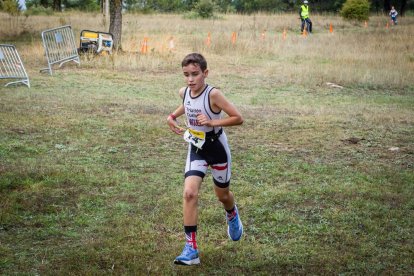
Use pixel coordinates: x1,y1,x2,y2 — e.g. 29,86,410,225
174,244,200,266
227,205,243,241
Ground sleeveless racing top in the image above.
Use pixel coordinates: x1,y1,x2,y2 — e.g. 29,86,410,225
183,85,222,135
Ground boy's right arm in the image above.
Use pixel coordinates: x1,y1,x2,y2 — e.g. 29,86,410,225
167,87,186,135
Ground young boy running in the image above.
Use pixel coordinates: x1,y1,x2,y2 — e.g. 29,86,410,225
389,6,398,25
167,53,244,265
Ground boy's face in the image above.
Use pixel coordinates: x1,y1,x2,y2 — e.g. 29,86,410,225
182,63,208,93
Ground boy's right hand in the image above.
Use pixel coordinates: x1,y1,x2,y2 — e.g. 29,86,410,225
167,116,185,135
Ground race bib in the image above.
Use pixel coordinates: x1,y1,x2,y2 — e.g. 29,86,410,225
184,128,206,149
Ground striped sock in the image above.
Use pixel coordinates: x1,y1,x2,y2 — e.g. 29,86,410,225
184,225,197,249
226,206,237,221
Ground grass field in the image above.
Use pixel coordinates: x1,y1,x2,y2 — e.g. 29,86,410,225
1,12,413,274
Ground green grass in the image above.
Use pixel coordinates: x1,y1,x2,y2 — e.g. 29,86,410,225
1,15,414,274
1,67,412,274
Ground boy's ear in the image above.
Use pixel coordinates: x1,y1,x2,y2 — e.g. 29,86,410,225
203,69,209,77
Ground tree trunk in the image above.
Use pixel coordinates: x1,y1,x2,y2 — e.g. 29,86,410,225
109,0,122,51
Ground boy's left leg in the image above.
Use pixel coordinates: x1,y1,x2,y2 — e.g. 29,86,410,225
214,186,243,241
208,134,242,240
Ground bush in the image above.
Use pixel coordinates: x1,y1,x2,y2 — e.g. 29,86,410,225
77,0,100,12
1,0,21,16
24,5,54,16
340,0,370,21
193,0,216,18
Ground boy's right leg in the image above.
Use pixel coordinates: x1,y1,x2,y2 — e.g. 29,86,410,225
183,176,202,226
174,176,203,265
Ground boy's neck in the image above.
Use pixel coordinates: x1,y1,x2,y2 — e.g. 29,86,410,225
190,84,207,96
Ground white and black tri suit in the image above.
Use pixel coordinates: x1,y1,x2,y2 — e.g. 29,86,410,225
183,85,232,188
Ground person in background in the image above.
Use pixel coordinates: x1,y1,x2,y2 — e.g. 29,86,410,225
299,0,313,34
389,6,398,25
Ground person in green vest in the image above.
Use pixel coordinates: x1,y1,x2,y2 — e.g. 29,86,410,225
299,0,312,34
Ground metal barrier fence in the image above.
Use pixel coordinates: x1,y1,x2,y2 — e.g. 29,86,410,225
41,25,80,75
0,44,30,88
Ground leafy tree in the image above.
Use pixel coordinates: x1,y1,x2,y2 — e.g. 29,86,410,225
340,0,370,20
22,0,414,14
77,0,99,11
214,0,233,12
40,0,48,7
194,0,216,18
307,0,346,12
182,0,198,10
26,0,99,11
148,0,184,12
1,0,21,15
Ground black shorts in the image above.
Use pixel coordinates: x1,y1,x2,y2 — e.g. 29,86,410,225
185,132,231,188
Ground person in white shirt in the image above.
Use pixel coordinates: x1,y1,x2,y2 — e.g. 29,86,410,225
389,6,398,25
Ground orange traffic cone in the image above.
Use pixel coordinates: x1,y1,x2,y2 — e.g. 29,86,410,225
168,36,175,51
206,32,211,47
302,27,308,37
386,22,389,29
231,32,237,45
329,23,333,33
140,37,148,54
282,28,287,41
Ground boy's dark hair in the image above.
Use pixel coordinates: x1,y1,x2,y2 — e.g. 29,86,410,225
181,53,207,72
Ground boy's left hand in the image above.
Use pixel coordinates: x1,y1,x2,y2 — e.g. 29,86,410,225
197,114,212,127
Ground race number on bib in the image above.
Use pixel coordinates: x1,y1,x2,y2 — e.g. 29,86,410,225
184,129,206,149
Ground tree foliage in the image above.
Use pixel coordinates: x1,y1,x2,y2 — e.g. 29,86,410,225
340,0,370,20
0,0,21,15
122,0,412,14
194,0,216,18
26,0,99,11
23,0,413,14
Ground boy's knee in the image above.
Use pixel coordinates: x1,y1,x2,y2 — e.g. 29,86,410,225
183,189,198,202
218,194,229,203
216,191,231,203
